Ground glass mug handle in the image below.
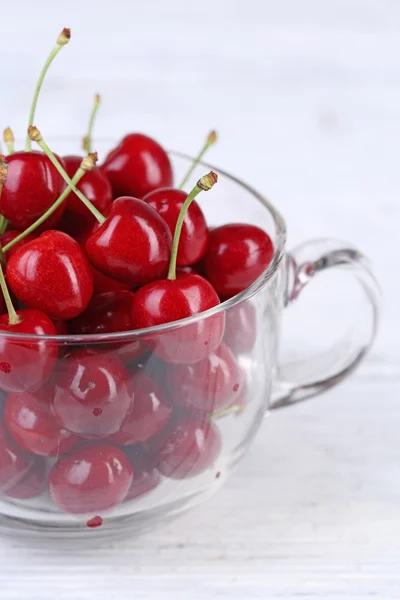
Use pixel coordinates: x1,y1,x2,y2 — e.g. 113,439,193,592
271,239,381,410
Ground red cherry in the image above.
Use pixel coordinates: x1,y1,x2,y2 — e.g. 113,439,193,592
60,155,113,236
223,301,256,354
4,387,78,457
85,197,172,286
52,319,69,335
203,224,274,297
0,151,66,230
49,444,133,514
102,133,173,199
131,273,225,364
0,231,37,260
165,342,243,414
124,447,161,502
68,290,142,362
149,417,221,479
143,188,208,265
0,309,58,393
0,422,33,492
109,372,172,446
6,231,94,320
4,455,47,499
52,349,133,439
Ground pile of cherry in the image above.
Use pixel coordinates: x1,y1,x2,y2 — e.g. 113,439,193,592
0,29,274,522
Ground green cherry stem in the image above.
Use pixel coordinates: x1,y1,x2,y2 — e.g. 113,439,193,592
28,126,106,224
0,262,20,324
178,130,217,190
212,403,244,421
3,128,15,155
3,153,98,253
25,28,71,152
167,171,218,280
84,94,101,154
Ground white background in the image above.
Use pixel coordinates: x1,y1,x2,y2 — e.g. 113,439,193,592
0,1,399,598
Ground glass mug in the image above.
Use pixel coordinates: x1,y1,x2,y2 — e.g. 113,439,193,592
0,143,380,540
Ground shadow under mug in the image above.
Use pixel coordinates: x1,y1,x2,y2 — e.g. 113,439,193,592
0,146,381,540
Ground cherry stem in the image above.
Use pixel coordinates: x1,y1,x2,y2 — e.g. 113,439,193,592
28,126,106,224
0,217,8,235
3,153,98,253
167,171,218,280
178,131,217,190
84,94,101,154
0,261,20,325
3,128,15,155
212,403,244,420
0,157,8,236
25,28,71,152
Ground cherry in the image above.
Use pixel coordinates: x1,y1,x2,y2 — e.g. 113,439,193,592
223,301,257,354
52,348,133,438
143,188,208,266
0,422,33,492
149,417,221,479
52,319,69,335
4,387,78,457
4,456,47,500
165,342,244,414
6,230,94,320
203,224,274,297
124,447,161,502
0,231,37,260
0,309,58,393
68,290,143,362
49,444,133,514
61,155,113,236
0,151,67,231
85,196,172,286
109,371,172,446
102,133,173,199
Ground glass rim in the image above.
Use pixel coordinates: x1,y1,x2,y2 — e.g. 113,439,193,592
1,150,287,342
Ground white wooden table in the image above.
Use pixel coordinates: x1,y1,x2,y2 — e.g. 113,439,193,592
0,1,399,597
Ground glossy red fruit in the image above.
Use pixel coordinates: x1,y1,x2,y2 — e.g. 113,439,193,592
223,301,257,354
203,224,274,297
61,155,113,236
7,231,94,320
165,342,244,414
0,309,58,393
68,291,142,362
102,133,173,199
4,456,47,499
0,231,37,260
52,349,133,439
143,188,208,265
124,447,161,502
0,422,33,492
132,273,225,364
4,387,78,457
150,417,221,479
85,197,172,286
49,444,133,514
0,151,66,230
109,372,172,446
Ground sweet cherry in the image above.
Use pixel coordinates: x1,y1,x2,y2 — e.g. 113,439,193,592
52,348,133,438
143,188,208,265
4,387,78,457
124,446,161,502
203,224,274,297
102,133,173,198
0,231,37,260
0,422,33,492
223,301,257,354
6,231,94,320
49,444,133,514
85,196,172,286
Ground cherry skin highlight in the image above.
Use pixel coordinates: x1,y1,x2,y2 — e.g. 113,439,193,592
0,309,58,393
203,224,274,297
102,133,173,199
49,444,133,514
4,386,78,457
143,188,209,266
6,231,94,320
85,197,172,286
131,273,225,364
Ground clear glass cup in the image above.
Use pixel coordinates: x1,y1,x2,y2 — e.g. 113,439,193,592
0,142,380,540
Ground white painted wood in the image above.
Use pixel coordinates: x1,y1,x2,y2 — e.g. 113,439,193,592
0,0,398,597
